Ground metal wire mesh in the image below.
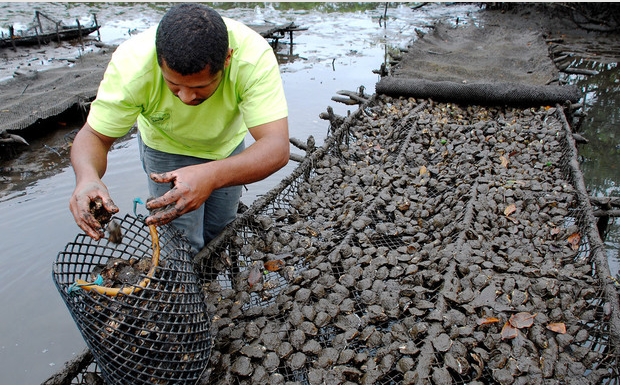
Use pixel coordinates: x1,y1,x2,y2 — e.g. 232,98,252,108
194,96,619,384
53,214,212,385
0,51,107,132
47,95,619,384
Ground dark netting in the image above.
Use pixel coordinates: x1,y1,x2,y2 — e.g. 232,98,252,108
47,96,619,385
375,78,581,106
188,96,619,384
0,50,110,132
52,214,212,385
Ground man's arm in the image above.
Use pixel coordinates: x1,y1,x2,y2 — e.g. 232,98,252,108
69,122,119,239
144,117,290,225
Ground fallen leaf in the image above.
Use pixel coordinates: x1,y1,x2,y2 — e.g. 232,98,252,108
509,312,535,329
568,232,581,251
501,322,519,340
248,265,263,289
397,200,411,212
264,259,285,272
550,227,560,236
306,226,319,237
420,165,429,176
504,204,517,217
477,316,500,326
547,322,566,334
500,155,509,168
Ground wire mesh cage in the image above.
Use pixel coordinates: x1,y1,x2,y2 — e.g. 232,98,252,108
193,96,619,385
45,95,619,385
53,214,212,385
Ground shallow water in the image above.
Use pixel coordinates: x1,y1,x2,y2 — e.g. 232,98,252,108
0,3,617,384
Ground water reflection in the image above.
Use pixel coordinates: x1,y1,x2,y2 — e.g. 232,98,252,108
575,65,620,280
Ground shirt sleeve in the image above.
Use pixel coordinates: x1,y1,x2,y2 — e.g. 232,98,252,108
87,44,144,138
238,48,288,129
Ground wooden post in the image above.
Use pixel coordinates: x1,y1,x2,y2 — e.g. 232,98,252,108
35,11,43,33
35,11,43,47
76,18,83,50
34,29,41,48
93,14,101,41
9,25,16,51
35,11,43,48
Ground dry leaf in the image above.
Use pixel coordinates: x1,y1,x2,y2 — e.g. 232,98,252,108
500,155,509,168
568,232,581,251
264,259,285,272
509,312,535,329
547,322,566,334
504,204,517,217
501,322,519,340
420,165,429,176
477,316,500,326
397,200,411,212
248,265,263,289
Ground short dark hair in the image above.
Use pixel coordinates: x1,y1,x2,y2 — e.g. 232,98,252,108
155,3,229,76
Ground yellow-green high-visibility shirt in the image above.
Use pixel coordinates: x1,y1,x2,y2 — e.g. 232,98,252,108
87,18,288,160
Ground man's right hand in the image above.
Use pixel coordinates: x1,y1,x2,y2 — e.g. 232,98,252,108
69,122,119,240
69,181,119,240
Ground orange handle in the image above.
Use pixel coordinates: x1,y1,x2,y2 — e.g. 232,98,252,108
76,224,160,297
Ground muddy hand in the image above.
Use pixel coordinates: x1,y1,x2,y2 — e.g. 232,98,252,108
70,183,119,240
144,171,193,226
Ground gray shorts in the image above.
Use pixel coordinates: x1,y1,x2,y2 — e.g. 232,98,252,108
138,133,244,254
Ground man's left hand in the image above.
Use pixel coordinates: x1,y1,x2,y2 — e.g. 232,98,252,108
144,166,212,225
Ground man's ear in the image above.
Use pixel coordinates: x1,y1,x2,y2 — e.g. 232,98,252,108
224,48,234,68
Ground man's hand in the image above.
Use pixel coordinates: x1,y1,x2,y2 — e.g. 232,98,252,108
144,165,213,226
144,117,290,227
69,181,119,240
69,122,119,239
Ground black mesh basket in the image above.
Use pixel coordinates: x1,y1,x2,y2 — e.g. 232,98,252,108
53,214,211,385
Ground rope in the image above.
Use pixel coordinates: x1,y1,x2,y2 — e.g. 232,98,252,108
68,197,156,296
67,274,103,295
69,223,160,297
132,197,145,221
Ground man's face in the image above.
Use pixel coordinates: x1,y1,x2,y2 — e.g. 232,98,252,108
160,60,223,106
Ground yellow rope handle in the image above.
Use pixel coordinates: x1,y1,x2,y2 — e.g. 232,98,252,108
75,224,160,297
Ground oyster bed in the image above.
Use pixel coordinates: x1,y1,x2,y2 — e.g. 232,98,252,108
197,96,619,384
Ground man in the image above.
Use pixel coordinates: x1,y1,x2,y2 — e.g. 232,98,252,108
69,3,289,253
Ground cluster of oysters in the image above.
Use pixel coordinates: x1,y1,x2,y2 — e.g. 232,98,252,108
200,95,613,385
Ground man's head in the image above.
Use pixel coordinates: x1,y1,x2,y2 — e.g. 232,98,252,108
156,3,229,76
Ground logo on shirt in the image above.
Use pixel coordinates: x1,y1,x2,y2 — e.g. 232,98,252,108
149,111,170,125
